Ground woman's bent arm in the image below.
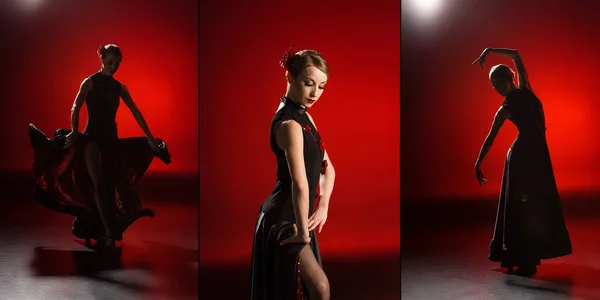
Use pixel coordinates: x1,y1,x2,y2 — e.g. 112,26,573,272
277,120,311,239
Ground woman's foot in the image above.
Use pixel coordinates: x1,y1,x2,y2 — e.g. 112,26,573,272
97,236,121,254
516,264,537,277
506,265,537,277
104,237,115,249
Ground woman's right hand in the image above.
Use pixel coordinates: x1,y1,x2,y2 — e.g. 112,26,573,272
63,131,80,149
279,224,311,246
472,48,491,69
475,163,488,187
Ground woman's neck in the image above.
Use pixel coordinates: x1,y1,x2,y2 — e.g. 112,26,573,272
100,68,113,77
284,90,306,108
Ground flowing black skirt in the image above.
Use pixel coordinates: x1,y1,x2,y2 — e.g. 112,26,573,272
250,209,322,300
489,135,572,267
28,123,171,242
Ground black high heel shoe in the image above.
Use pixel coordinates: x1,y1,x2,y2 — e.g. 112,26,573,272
507,265,537,277
98,237,122,255
516,264,537,277
104,236,115,248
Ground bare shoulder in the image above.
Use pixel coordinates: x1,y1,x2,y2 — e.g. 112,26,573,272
278,119,302,135
80,77,93,91
120,83,130,94
496,105,510,119
276,120,302,147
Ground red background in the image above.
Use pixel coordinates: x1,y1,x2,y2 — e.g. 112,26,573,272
2,0,198,174
200,0,400,263
401,0,600,200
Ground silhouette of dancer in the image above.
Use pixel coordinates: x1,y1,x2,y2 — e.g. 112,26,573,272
472,48,572,276
29,44,171,252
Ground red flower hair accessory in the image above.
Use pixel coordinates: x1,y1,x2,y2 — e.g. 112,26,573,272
97,44,105,56
279,47,295,69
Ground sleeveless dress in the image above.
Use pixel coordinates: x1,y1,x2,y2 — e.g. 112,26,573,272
250,97,328,300
489,87,572,268
28,71,171,244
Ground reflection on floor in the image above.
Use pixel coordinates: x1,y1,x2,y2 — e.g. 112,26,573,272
0,173,198,300
402,195,600,300
200,253,400,300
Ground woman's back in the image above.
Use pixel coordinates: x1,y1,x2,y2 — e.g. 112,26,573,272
502,88,546,138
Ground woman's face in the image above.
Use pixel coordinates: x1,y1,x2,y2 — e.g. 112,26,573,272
289,65,328,108
490,76,512,96
102,54,122,75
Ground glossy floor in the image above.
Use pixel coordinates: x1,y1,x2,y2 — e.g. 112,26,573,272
0,173,198,300
402,196,600,300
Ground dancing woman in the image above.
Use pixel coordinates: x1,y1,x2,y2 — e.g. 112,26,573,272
29,44,171,251
472,48,571,276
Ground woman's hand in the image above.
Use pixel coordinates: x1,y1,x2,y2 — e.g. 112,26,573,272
63,131,80,149
280,224,311,246
475,163,488,186
147,137,161,153
308,204,328,233
472,48,491,69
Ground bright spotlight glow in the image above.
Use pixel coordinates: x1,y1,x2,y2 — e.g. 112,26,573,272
411,0,442,17
8,0,43,12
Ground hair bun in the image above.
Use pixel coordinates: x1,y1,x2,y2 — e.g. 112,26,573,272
279,47,295,69
97,44,105,56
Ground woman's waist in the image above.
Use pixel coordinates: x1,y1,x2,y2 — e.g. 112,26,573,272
512,133,549,150
268,178,319,196
262,186,317,211
515,131,546,141
85,118,117,126
84,121,118,132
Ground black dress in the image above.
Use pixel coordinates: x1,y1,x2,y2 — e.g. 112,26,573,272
28,71,171,244
489,87,572,268
250,97,328,300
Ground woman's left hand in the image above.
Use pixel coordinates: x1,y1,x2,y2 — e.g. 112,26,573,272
472,48,491,68
308,204,329,233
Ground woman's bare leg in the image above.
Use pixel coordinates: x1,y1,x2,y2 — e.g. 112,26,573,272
299,245,330,300
83,140,114,247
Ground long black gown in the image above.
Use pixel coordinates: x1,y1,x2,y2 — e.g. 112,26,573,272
28,71,171,244
250,97,328,300
489,87,572,268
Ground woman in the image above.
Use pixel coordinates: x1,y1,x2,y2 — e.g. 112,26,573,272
250,48,335,299
29,44,171,251
472,48,572,276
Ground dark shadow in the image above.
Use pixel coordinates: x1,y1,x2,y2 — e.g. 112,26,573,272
490,263,600,296
531,263,600,291
501,277,573,296
31,241,198,298
492,263,600,289
200,253,400,300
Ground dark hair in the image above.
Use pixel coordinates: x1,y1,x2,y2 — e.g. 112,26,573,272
280,48,329,79
97,44,122,59
489,64,515,81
